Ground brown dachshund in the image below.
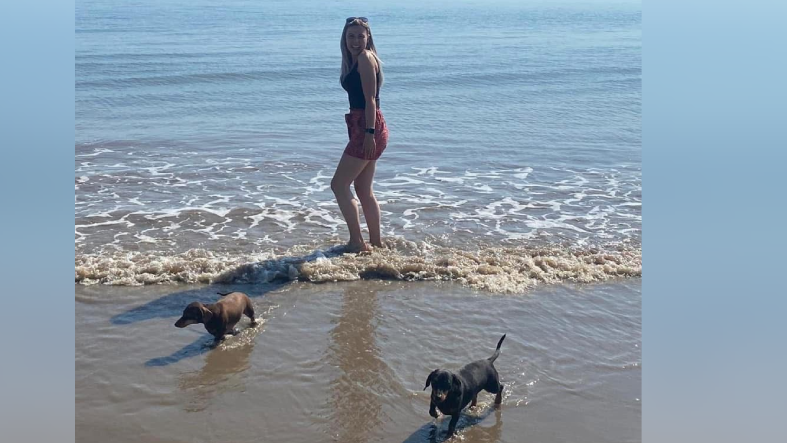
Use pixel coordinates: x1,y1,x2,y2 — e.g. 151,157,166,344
175,292,257,340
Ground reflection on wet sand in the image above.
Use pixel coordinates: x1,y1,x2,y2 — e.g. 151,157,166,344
404,408,504,443
178,338,255,412
327,285,401,442
458,407,504,443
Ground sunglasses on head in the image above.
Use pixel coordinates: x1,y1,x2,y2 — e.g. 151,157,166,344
345,17,368,24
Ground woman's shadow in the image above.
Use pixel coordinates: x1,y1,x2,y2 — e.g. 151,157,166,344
403,407,504,443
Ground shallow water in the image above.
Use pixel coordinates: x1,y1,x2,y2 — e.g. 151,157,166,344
76,279,641,442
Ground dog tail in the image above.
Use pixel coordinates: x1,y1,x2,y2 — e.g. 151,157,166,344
217,291,233,296
488,334,506,363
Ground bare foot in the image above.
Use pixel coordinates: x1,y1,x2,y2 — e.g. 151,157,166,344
344,242,371,253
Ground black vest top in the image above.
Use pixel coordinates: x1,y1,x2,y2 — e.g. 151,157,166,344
341,62,381,109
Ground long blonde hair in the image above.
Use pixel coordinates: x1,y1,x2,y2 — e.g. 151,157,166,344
340,18,384,87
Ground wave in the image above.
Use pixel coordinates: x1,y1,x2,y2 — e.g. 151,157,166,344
75,238,640,294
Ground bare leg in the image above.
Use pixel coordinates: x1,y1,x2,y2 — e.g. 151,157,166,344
353,160,383,247
331,154,371,252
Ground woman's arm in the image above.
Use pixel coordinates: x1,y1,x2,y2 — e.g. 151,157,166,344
357,51,378,159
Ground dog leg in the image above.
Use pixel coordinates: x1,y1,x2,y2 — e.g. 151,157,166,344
220,327,239,340
245,303,257,324
471,394,478,408
429,400,438,419
447,414,459,437
495,383,504,405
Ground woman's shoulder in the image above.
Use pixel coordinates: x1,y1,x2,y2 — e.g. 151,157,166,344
357,50,378,70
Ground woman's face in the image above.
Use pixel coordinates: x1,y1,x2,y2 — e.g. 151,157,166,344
345,25,368,57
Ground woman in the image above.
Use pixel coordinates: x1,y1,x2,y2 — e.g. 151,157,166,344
331,17,389,253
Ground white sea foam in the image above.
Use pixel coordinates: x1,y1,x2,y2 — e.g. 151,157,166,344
75,148,115,158
75,239,641,293
75,164,641,263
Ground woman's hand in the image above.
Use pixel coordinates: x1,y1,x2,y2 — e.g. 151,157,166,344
363,133,376,159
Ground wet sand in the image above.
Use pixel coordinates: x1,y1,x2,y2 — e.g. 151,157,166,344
76,279,641,443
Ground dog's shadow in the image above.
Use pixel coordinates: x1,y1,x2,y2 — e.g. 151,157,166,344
403,407,503,443
145,334,217,367
110,245,351,326
144,308,270,367
109,245,372,367
110,247,349,326
110,282,283,326
136,281,281,367
110,245,382,366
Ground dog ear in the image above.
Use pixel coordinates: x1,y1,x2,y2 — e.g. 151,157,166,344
451,374,462,392
424,369,438,390
200,305,214,323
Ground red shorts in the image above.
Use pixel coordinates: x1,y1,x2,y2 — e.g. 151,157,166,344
344,108,389,160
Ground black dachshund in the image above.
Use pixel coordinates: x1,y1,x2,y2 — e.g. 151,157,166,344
424,334,506,437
